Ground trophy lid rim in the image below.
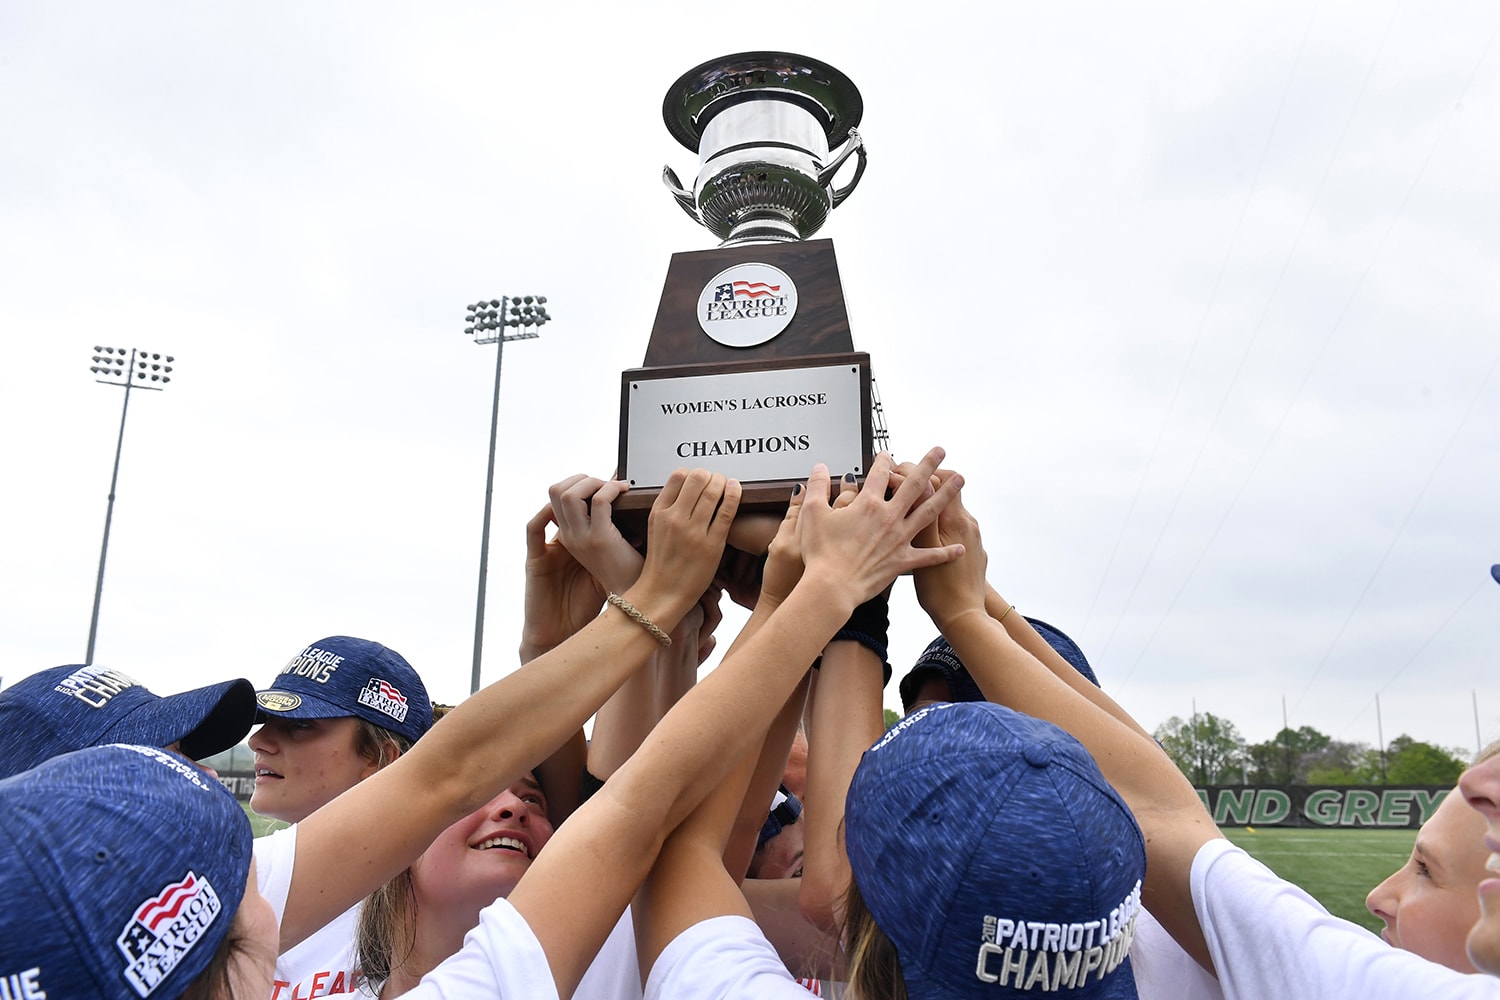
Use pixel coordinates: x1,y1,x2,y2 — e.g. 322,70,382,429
662,51,863,153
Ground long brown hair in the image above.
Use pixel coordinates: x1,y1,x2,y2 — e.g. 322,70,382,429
841,876,907,1000
351,719,412,771
178,917,273,1000
356,868,418,988
354,704,454,989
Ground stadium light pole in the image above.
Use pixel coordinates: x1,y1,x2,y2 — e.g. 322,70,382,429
1375,692,1387,785
464,295,551,694
86,346,175,664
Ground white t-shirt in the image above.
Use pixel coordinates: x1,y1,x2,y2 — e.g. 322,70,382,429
645,917,828,1000
576,908,643,1000
644,914,815,1000
326,904,642,1000
256,825,362,999
381,898,559,999
1129,905,1222,999
1191,838,1500,999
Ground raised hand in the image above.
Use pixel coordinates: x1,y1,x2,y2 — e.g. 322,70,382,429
912,468,990,630
888,460,940,501
796,448,965,611
715,510,783,611
519,502,609,663
633,469,742,625
548,475,644,595
756,470,859,605
760,480,809,606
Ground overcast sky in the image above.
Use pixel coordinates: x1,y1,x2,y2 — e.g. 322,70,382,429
2,1,1496,758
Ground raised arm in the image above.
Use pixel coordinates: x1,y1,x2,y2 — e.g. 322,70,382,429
797,635,886,935
981,582,1155,742
276,469,737,951
912,473,1219,969
515,494,616,826
508,451,966,999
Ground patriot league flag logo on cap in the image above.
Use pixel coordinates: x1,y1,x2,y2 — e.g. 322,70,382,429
254,636,431,745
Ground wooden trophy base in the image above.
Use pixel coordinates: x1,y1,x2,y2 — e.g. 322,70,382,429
614,238,873,535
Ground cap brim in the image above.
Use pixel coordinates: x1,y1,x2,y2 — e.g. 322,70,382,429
898,664,947,711
108,678,258,761
253,686,357,724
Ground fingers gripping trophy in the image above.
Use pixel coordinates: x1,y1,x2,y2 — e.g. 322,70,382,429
616,52,885,519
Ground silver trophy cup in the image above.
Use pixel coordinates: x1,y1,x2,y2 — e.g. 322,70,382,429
662,52,867,247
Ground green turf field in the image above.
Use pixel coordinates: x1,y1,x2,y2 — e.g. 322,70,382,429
1221,825,1416,932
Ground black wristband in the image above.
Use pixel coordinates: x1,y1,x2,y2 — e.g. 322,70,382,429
578,767,606,805
843,591,891,642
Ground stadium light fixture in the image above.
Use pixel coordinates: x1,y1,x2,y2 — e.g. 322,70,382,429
463,295,551,694
86,347,176,663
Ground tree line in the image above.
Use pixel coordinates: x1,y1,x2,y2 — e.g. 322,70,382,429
1152,712,1472,787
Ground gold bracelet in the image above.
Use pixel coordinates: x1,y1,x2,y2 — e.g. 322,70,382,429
998,603,1016,623
606,593,672,647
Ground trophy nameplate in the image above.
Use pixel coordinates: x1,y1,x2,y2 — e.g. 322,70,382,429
616,52,878,516
621,354,872,509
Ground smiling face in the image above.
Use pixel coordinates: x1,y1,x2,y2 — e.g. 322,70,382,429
410,775,555,915
247,717,378,823
1460,752,1500,974
1365,788,1487,972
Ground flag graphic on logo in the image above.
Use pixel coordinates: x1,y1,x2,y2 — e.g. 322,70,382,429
116,872,222,997
715,280,782,302
357,677,410,722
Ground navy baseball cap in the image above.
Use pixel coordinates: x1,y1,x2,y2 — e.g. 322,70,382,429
0,665,256,780
1491,564,1499,586
255,636,432,745
0,743,252,1000
897,635,985,712
898,618,1100,713
756,786,804,852
846,702,1144,999
1026,617,1100,687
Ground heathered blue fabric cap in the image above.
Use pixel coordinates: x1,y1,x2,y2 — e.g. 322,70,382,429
846,703,1145,1000
1025,617,1100,688
0,665,256,780
0,743,252,1000
898,619,1099,713
255,636,432,745
1491,564,1499,586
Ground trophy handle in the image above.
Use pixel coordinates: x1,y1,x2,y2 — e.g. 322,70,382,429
821,128,867,208
661,165,701,223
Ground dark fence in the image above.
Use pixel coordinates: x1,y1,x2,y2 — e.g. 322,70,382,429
217,773,254,801
1195,785,1450,828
